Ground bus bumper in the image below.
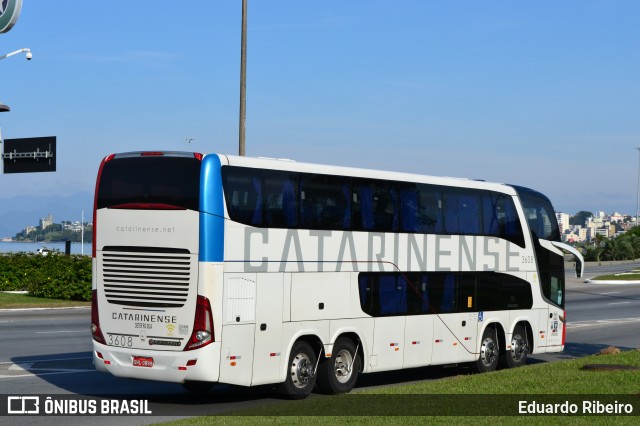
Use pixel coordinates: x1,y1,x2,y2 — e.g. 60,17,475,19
92,341,222,384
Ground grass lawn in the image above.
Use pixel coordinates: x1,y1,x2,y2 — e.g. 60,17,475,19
0,291,90,309
157,350,640,425
590,273,640,281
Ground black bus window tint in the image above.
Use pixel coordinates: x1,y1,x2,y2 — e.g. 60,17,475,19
500,196,525,247
482,192,500,236
413,273,430,314
300,175,350,230
477,273,533,311
459,274,476,312
378,274,407,315
223,170,262,226
263,172,298,228
482,192,525,247
515,187,560,241
400,185,420,232
444,190,481,234
353,182,374,230
372,182,399,232
541,271,564,308
418,185,443,233
358,274,376,315
98,157,201,211
429,273,457,314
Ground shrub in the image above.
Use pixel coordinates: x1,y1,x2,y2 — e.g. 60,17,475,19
0,252,91,301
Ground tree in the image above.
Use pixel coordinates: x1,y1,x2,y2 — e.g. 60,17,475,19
570,211,593,226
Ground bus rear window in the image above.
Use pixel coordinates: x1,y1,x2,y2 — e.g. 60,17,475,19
97,156,201,211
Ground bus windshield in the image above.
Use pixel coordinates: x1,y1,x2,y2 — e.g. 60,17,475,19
97,154,201,211
513,185,560,242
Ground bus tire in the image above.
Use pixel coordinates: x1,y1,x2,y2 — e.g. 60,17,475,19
500,324,528,368
316,337,360,394
471,326,499,373
279,340,317,399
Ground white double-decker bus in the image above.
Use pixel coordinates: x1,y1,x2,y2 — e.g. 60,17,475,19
91,151,583,397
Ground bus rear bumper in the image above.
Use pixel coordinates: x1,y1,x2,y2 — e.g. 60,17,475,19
92,341,221,384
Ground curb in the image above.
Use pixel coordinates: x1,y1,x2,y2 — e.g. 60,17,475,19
584,279,640,285
0,306,90,312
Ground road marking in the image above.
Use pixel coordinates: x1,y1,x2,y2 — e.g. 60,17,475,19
0,356,92,365
567,317,640,329
34,330,87,334
0,370,95,379
597,291,622,295
0,356,94,379
606,302,631,306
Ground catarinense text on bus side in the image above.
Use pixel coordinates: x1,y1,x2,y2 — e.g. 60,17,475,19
237,228,524,273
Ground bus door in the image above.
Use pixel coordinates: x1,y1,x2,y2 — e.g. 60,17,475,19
218,274,257,386
251,273,284,386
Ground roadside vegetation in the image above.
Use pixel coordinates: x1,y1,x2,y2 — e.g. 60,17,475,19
0,252,91,302
0,291,89,308
159,349,640,425
583,226,640,262
590,273,640,281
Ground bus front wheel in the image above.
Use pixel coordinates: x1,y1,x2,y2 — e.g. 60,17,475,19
471,326,499,373
316,337,360,394
279,340,318,399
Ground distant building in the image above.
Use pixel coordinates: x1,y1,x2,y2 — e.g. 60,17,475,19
40,214,54,230
556,212,570,234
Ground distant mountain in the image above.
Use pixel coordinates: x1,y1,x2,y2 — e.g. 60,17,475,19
0,193,93,238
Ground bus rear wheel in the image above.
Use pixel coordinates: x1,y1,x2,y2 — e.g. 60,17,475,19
279,340,318,399
471,326,499,373
316,337,360,394
500,324,529,368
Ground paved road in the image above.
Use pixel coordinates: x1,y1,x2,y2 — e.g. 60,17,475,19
1,265,639,425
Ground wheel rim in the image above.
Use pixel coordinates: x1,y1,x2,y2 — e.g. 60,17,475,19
334,349,354,384
480,336,498,367
510,333,527,362
290,352,313,389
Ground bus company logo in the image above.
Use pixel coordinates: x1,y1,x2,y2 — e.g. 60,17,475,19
166,323,176,335
7,396,40,414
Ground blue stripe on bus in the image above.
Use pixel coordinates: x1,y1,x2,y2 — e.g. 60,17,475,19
199,154,225,262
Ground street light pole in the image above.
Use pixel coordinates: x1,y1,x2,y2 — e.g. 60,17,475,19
636,147,640,227
0,48,32,61
238,0,247,156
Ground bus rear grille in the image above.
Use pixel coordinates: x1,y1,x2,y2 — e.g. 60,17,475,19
101,246,192,308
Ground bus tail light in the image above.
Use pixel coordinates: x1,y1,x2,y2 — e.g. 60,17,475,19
91,290,106,344
561,311,566,346
93,154,115,258
184,296,214,351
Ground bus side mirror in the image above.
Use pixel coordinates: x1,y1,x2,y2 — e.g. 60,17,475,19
550,241,584,278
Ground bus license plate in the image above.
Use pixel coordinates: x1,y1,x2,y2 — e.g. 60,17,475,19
133,356,154,368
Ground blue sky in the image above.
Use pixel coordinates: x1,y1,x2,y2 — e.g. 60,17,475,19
1,1,639,215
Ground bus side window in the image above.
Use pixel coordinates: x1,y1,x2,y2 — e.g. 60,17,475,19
378,274,407,315
264,173,298,228
444,190,481,234
222,170,262,226
300,176,351,230
418,185,443,233
400,185,419,232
